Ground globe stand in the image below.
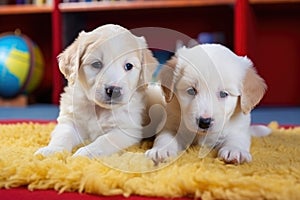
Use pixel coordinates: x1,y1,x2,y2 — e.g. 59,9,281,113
0,95,28,107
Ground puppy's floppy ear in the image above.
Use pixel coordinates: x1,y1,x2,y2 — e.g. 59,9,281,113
57,31,86,85
138,36,158,85
241,66,267,114
158,56,178,103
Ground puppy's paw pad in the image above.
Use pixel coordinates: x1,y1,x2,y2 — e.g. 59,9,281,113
145,147,177,164
218,147,252,164
73,147,103,158
34,146,65,156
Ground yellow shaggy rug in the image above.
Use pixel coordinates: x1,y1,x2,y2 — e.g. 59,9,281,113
0,122,300,200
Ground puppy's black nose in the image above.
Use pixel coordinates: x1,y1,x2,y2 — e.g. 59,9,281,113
105,86,122,99
197,117,213,130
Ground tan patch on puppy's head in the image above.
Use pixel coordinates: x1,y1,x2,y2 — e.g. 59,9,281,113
138,44,159,87
241,67,267,114
57,31,88,85
159,56,182,103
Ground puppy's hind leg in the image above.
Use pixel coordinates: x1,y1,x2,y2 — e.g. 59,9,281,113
250,125,271,137
35,123,82,156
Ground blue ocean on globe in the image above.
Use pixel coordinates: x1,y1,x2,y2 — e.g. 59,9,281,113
0,35,30,98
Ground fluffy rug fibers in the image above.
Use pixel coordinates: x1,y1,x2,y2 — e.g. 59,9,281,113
0,122,299,200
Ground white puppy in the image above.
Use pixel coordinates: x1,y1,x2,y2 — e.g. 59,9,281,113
146,44,270,164
35,24,157,158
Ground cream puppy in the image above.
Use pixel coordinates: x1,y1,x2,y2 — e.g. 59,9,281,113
146,44,270,164
35,24,157,158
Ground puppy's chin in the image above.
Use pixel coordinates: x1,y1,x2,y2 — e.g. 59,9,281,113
185,123,219,135
94,99,125,109
194,128,211,135
184,123,206,135
197,125,224,135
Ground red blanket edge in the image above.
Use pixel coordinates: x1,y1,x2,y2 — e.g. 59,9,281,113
0,188,190,200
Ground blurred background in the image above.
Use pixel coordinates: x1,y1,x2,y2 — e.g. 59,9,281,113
0,0,299,124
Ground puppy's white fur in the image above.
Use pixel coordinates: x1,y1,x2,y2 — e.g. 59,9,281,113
146,44,270,164
35,24,157,158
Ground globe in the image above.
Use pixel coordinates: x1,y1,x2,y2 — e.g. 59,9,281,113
0,33,44,98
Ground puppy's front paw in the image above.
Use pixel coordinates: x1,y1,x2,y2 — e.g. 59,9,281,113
73,147,103,158
145,147,178,164
218,146,252,164
34,146,65,156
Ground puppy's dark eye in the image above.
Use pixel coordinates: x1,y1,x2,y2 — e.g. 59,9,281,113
124,63,134,71
91,61,103,69
187,87,197,96
219,91,229,98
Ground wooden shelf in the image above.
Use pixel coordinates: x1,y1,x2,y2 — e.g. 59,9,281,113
59,0,235,12
249,0,300,4
0,4,52,15
1,0,299,105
